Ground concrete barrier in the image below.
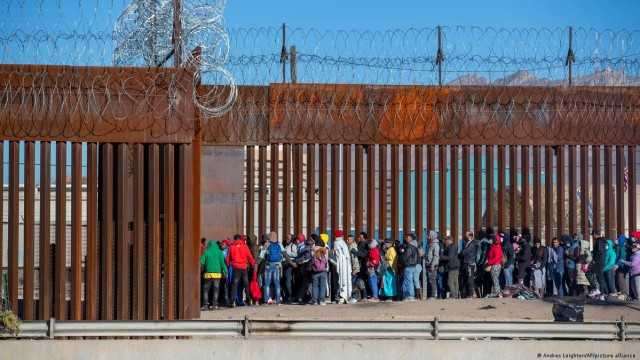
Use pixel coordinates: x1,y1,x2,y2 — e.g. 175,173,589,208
2,339,639,360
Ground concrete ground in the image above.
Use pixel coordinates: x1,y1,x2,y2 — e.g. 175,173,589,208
199,298,640,322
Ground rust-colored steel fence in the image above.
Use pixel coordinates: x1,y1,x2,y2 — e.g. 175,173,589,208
0,64,201,320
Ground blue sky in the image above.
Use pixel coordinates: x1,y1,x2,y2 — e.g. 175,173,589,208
224,0,640,29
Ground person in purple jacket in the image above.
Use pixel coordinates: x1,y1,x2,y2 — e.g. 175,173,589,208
620,242,640,300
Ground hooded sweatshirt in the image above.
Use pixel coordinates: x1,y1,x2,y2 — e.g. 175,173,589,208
486,237,504,266
200,241,228,276
441,242,460,271
426,237,440,268
226,239,256,270
603,239,617,272
617,235,628,268
621,250,640,276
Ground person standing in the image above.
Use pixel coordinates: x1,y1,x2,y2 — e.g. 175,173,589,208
399,234,419,301
603,238,618,295
380,238,398,300
501,232,515,287
531,237,548,298
260,232,284,305
226,234,256,307
311,247,329,305
515,235,532,286
425,231,440,299
282,234,299,304
549,237,566,297
332,230,352,304
460,231,479,298
441,235,460,299
346,234,364,302
485,233,504,298
200,240,228,310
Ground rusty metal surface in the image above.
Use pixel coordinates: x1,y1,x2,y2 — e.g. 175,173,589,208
367,145,376,238
71,142,82,320
581,146,590,242
450,145,459,241
403,145,411,236
294,144,303,235
100,143,114,320
427,146,435,232
132,144,146,320
331,144,340,233
283,144,291,237
509,145,517,230
569,146,577,235
474,145,482,230
545,146,554,243
604,146,613,239
439,146,447,235
0,142,2,308
86,143,98,320
147,144,161,320
462,145,470,235
177,143,197,319
391,145,399,240
270,144,279,233
319,144,327,234
306,144,315,235
343,144,352,235
557,146,565,237
0,64,195,143
259,146,268,237
379,145,387,238
592,146,602,236
617,146,625,236
415,145,424,241
23,141,35,320
497,145,505,231
246,146,255,237
8,141,18,313
116,143,130,320
54,141,67,320
533,146,541,240
486,146,494,228
38,141,51,320
163,144,176,320
521,146,530,231
355,145,364,233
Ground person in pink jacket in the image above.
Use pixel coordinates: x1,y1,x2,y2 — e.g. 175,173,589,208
485,233,504,298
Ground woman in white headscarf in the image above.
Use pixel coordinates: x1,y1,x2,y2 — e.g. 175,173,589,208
331,230,352,304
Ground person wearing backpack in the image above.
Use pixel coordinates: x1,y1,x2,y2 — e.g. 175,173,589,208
399,235,419,301
311,247,329,305
259,232,284,305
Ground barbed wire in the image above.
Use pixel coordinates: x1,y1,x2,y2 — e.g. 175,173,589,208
1,0,639,144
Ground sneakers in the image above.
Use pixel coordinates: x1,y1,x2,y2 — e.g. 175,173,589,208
267,299,275,305
348,298,358,304
200,306,207,311
320,301,327,306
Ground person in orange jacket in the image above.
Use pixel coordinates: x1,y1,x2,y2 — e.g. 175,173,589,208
227,234,256,307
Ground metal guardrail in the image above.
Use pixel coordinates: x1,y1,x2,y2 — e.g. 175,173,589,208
0,318,635,341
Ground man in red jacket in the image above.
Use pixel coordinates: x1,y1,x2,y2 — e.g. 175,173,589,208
485,233,504,298
227,234,256,307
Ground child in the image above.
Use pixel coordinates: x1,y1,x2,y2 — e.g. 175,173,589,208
311,247,329,305
620,243,640,300
576,236,593,296
367,239,381,301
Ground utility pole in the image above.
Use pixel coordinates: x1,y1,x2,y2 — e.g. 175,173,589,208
172,0,183,67
566,26,575,86
280,23,288,83
436,26,444,86
290,46,297,84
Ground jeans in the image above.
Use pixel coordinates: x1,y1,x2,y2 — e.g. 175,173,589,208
230,269,249,305
631,275,640,300
413,264,422,290
263,263,281,303
462,264,476,298
311,272,328,303
490,265,502,296
604,269,617,294
552,270,565,297
403,266,417,299
368,271,379,299
202,278,221,307
447,269,460,299
503,264,514,287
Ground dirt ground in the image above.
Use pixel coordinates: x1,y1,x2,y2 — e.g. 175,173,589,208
199,298,640,322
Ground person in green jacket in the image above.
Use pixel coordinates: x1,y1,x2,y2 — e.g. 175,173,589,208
200,240,229,310
603,239,618,295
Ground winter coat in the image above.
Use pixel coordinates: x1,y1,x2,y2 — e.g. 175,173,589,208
460,239,479,265
617,235,629,268
441,244,460,271
367,247,382,269
348,241,361,274
603,239,617,272
226,240,256,270
486,239,504,266
563,235,579,270
549,246,565,273
200,241,228,276
621,251,640,277
592,238,607,272
426,239,440,268
384,246,398,272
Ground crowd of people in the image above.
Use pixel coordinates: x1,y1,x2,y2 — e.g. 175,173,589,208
199,228,640,310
